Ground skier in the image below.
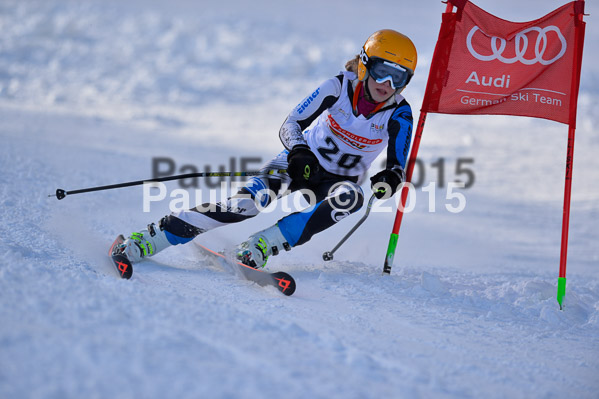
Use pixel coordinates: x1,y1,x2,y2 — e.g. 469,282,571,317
115,29,417,269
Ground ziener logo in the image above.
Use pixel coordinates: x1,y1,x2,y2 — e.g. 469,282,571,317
466,25,567,65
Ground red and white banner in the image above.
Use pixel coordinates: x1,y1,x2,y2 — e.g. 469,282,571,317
421,1,585,126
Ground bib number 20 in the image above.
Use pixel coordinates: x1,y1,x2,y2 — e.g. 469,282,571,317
317,137,362,169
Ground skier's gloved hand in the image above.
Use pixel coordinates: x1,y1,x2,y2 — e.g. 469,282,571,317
370,169,403,199
287,144,322,187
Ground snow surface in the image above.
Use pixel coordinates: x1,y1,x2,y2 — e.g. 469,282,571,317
1,0,598,398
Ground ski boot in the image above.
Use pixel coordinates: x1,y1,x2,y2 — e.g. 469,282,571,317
121,222,172,263
236,224,290,268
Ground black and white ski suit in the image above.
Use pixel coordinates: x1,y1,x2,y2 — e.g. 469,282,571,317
159,71,414,248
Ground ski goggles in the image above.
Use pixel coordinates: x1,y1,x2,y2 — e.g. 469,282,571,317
368,57,413,89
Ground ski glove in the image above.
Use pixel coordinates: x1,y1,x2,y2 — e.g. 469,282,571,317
370,169,403,199
287,144,322,188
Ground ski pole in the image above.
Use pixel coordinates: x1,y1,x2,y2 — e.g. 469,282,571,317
322,194,376,261
49,169,287,200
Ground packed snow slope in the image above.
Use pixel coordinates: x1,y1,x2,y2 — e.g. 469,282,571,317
1,1,598,398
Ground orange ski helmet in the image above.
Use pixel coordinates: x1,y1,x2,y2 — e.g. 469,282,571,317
358,29,417,90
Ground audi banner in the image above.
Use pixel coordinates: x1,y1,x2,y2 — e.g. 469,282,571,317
421,1,586,126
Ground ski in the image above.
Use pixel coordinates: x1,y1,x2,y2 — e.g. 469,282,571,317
107,236,296,296
196,243,296,296
109,234,133,279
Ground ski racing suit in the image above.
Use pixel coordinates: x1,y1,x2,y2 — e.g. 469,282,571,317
157,71,414,251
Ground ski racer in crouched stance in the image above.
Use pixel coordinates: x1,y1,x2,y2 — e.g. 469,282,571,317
116,29,417,269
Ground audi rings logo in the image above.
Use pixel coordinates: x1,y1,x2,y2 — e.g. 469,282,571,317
466,26,567,65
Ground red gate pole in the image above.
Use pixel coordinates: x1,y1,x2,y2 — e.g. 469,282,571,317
382,111,427,274
557,128,575,310
382,1,454,275
557,0,586,309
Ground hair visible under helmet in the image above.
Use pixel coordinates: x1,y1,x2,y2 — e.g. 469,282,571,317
357,29,417,91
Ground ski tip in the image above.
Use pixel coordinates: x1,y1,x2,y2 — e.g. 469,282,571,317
271,271,296,296
109,235,133,279
196,242,296,296
112,254,133,279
